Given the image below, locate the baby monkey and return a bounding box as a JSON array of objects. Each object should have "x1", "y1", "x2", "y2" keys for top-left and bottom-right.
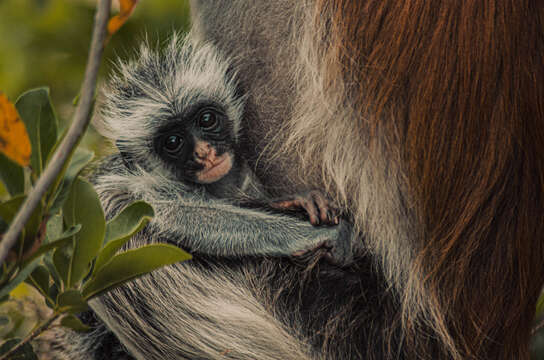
[{"x1": 94, "y1": 34, "x2": 353, "y2": 264}]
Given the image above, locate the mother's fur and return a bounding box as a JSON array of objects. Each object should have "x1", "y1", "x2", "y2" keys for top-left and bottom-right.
[
  {"x1": 190, "y1": 1, "x2": 544, "y2": 358},
  {"x1": 49, "y1": 1, "x2": 544, "y2": 359}
]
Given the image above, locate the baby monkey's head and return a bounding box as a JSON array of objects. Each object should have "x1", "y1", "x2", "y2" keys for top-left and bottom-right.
[{"x1": 97, "y1": 33, "x2": 244, "y2": 185}]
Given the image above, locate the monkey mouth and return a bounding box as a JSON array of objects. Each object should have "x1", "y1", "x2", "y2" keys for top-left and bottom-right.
[{"x1": 195, "y1": 154, "x2": 232, "y2": 183}]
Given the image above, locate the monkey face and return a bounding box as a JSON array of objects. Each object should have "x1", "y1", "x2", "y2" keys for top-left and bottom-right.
[
  {"x1": 98, "y1": 35, "x2": 245, "y2": 188},
  {"x1": 153, "y1": 103, "x2": 236, "y2": 185}
]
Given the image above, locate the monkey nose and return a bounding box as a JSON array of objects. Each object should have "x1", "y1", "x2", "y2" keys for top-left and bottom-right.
[
  {"x1": 194, "y1": 140, "x2": 213, "y2": 160},
  {"x1": 194, "y1": 141, "x2": 209, "y2": 159},
  {"x1": 194, "y1": 148, "x2": 207, "y2": 159}
]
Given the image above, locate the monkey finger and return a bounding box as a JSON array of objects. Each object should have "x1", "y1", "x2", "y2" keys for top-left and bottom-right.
[
  {"x1": 309, "y1": 191, "x2": 330, "y2": 224},
  {"x1": 327, "y1": 210, "x2": 340, "y2": 225},
  {"x1": 298, "y1": 198, "x2": 320, "y2": 225},
  {"x1": 310, "y1": 191, "x2": 340, "y2": 225},
  {"x1": 269, "y1": 200, "x2": 291, "y2": 209}
]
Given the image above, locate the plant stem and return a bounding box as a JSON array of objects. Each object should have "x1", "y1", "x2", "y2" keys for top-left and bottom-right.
[
  {"x1": 0, "y1": 0, "x2": 112, "y2": 265},
  {"x1": 532, "y1": 317, "x2": 544, "y2": 336},
  {"x1": 0, "y1": 313, "x2": 60, "y2": 360}
]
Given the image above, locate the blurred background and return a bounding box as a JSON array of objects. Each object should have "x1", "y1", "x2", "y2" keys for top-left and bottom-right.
[
  {"x1": 1, "y1": 0, "x2": 544, "y2": 358},
  {"x1": 0, "y1": 0, "x2": 190, "y2": 156}
]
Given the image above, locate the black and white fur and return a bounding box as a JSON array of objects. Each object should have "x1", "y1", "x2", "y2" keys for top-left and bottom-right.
[{"x1": 96, "y1": 35, "x2": 351, "y2": 260}]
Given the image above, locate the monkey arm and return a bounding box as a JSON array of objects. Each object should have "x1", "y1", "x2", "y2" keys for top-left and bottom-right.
[
  {"x1": 92, "y1": 160, "x2": 353, "y2": 263},
  {"x1": 150, "y1": 196, "x2": 353, "y2": 263}
]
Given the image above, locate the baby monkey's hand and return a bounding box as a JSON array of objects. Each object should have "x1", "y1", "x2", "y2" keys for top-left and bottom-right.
[
  {"x1": 269, "y1": 190, "x2": 340, "y2": 226},
  {"x1": 270, "y1": 190, "x2": 353, "y2": 265},
  {"x1": 292, "y1": 219, "x2": 354, "y2": 265}
]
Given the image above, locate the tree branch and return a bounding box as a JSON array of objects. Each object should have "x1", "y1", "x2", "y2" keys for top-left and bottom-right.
[
  {"x1": 533, "y1": 316, "x2": 544, "y2": 336},
  {"x1": 0, "y1": 0, "x2": 112, "y2": 264}
]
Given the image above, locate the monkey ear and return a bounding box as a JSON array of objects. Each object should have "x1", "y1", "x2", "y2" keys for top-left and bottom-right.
[{"x1": 116, "y1": 139, "x2": 136, "y2": 172}]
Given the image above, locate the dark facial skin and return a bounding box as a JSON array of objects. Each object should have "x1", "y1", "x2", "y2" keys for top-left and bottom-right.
[{"x1": 153, "y1": 104, "x2": 244, "y2": 197}]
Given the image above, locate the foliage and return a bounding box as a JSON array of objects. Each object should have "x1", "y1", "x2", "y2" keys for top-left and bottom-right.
[
  {"x1": 0, "y1": 0, "x2": 190, "y2": 107},
  {"x1": 0, "y1": 87, "x2": 190, "y2": 359},
  {"x1": 0, "y1": 0, "x2": 191, "y2": 160}
]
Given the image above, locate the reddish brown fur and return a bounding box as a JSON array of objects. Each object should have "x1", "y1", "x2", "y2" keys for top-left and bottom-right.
[{"x1": 315, "y1": 1, "x2": 544, "y2": 358}]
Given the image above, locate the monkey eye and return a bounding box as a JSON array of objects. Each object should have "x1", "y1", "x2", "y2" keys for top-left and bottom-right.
[
  {"x1": 198, "y1": 110, "x2": 218, "y2": 130},
  {"x1": 163, "y1": 134, "x2": 184, "y2": 154}
]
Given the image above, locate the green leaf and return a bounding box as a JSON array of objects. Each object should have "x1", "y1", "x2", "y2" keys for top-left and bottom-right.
[
  {"x1": 0, "y1": 217, "x2": 7, "y2": 235},
  {"x1": 52, "y1": 224, "x2": 82, "y2": 243},
  {"x1": 48, "y1": 149, "x2": 94, "y2": 216},
  {"x1": 60, "y1": 314, "x2": 91, "y2": 333},
  {"x1": 43, "y1": 254, "x2": 61, "y2": 288},
  {"x1": 104, "y1": 201, "x2": 154, "y2": 245},
  {"x1": 82, "y1": 244, "x2": 191, "y2": 299},
  {"x1": 536, "y1": 293, "x2": 544, "y2": 317},
  {"x1": 46, "y1": 283, "x2": 59, "y2": 309},
  {"x1": 0, "y1": 258, "x2": 41, "y2": 299},
  {"x1": 0, "y1": 195, "x2": 25, "y2": 223},
  {"x1": 42, "y1": 216, "x2": 70, "y2": 287},
  {"x1": 45, "y1": 213, "x2": 63, "y2": 243},
  {"x1": 94, "y1": 201, "x2": 154, "y2": 273},
  {"x1": 21, "y1": 224, "x2": 80, "y2": 268},
  {"x1": 56, "y1": 289, "x2": 89, "y2": 314},
  {"x1": 0, "y1": 153, "x2": 24, "y2": 196},
  {"x1": 0, "y1": 195, "x2": 43, "y2": 253},
  {"x1": 15, "y1": 87, "x2": 58, "y2": 177},
  {"x1": 63, "y1": 178, "x2": 105, "y2": 288},
  {"x1": 0, "y1": 338, "x2": 38, "y2": 359},
  {"x1": 52, "y1": 245, "x2": 71, "y2": 286},
  {"x1": 26, "y1": 265, "x2": 50, "y2": 297}
]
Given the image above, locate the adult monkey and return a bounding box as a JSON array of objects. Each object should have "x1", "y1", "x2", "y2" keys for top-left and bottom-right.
[
  {"x1": 188, "y1": 0, "x2": 544, "y2": 359},
  {"x1": 50, "y1": 1, "x2": 543, "y2": 359}
]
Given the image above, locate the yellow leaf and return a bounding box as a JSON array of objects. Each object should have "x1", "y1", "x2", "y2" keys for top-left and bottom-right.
[
  {"x1": 0, "y1": 93, "x2": 31, "y2": 167},
  {"x1": 108, "y1": 0, "x2": 138, "y2": 36},
  {"x1": 10, "y1": 282, "x2": 32, "y2": 299}
]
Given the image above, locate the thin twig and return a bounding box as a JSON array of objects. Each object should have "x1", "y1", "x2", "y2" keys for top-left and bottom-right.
[
  {"x1": 532, "y1": 317, "x2": 544, "y2": 336},
  {"x1": 0, "y1": 0, "x2": 111, "y2": 264},
  {"x1": 0, "y1": 312, "x2": 60, "y2": 360}
]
